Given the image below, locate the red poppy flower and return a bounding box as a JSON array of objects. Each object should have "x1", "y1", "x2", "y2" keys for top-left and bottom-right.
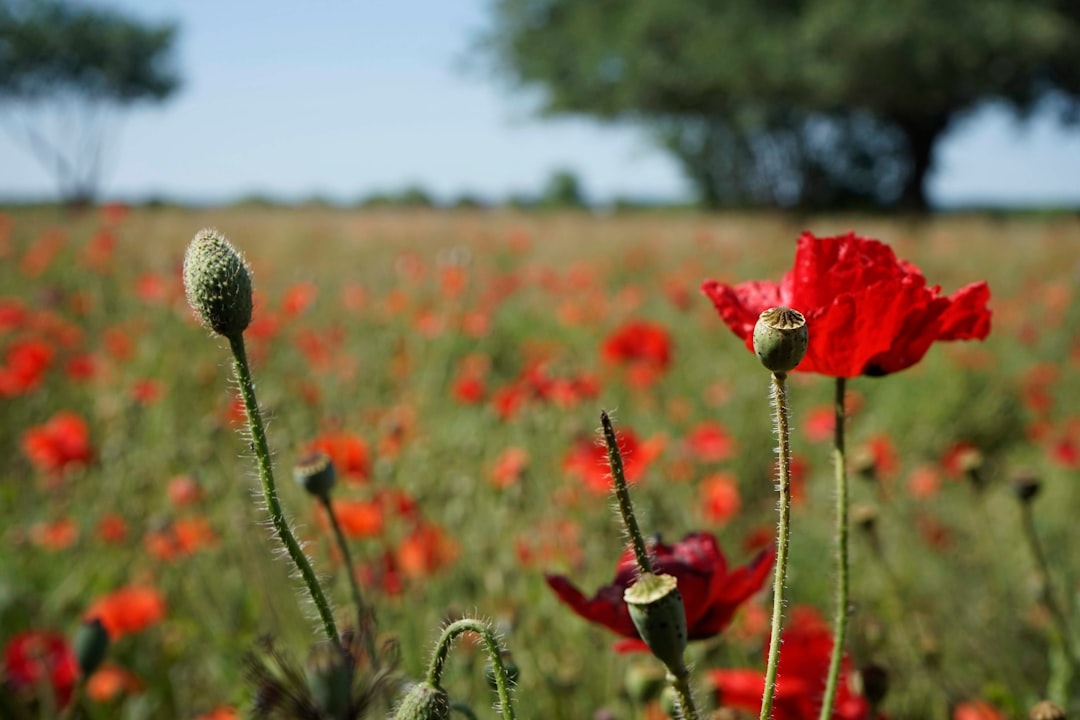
[
  {"x1": 3, "y1": 630, "x2": 78, "y2": 707},
  {"x1": 699, "y1": 472, "x2": 742, "y2": 525},
  {"x1": 702, "y1": 232, "x2": 991, "y2": 377},
  {"x1": 85, "y1": 586, "x2": 166, "y2": 640},
  {"x1": 323, "y1": 499, "x2": 384, "y2": 539},
  {"x1": 683, "y1": 421, "x2": 736, "y2": 463},
  {"x1": 545, "y1": 532, "x2": 774, "y2": 652},
  {"x1": 21, "y1": 411, "x2": 93, "y2": 475},
  {"x1": 601, "y1": 320, "x2": 673, "y2": 386},
  {"x1": 953, "y1": 700, "x2": 1006, "y2": 720},
  {"x1": 0, "y1": 338, "x2": 53, "y2": 396},
  {"x1": 709, "y1": 606, "x2": 871, "y2": 720}
]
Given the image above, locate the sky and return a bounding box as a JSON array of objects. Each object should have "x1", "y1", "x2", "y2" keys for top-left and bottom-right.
[{"x1": 2, "y1": 1, "x2": 1080, "y2": 208}]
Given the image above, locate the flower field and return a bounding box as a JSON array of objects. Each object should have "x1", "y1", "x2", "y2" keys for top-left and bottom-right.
[{"x1": 1, "y1": 205, "x2": 1079, "y2": 719}]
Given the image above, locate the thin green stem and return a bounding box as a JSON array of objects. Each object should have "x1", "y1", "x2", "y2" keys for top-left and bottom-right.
[
  {"x1": 318, "y1": 495, "x2": 377, "y2": 665},
  {"x1": 425, "y1": 619, "x2": 517, "y2": 720},
  {"x1": 227, "y1": 333, "x2": 340, "y2": 646},
  {"x1": 669, "y1": 670, "x2": 701, "y2": 720},
  {"x1": 601, "y1": 410, "x2": 653, "y2": 574},
  {"x1": 761, "y1": 372, "x2": 793, "y2": 720},
  {"x1": 1020, "y1": 500, "x2": 1077, "y2": 696},
  {"x1": 819, "y1": 376, "x2": 850, "y2": 720}
]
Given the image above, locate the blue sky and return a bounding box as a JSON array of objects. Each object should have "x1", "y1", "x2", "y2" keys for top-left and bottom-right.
[{"x1": 2, "y1": 0, "x2": 1080, "y2": 207}]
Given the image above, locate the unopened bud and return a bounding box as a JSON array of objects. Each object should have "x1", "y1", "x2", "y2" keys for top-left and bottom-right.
[
  {"x1": 393, "y1": 681, "x2": 450, "y2": 720},
  {"x1": 752, "y1": 307, "x2": 807, "y2": 374},
  {"x1": 624, "y1": 572, "x2": 687, "y2": 675},
  {"x1": 1012, "y1": 471, "x2": 1041, "y2": 503},
  {"x1": 74, "y1": 617, "x2": 109, "y2": 677},
  {"x1": 855, "y1": 663, "x2": 888, "y2": 708},
  {"x1": 183, "y1": 228, "x2": 253, "y2": 338}
]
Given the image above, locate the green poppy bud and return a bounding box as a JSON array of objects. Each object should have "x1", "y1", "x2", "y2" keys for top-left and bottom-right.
[
  {"x1": 73, "y1": 617, "x2": 109, "y2": 677},
  {"x1": 752, "y1": 306, "x2": 808, "y2": 374},
  {"x1": 393, "y1": 681, "x2": 451, "y2": 720},
  {"x1": 183, "y1": 228, "x2": 253, "y2": 338},
  {"x1": 623, "y1": 572, "x2": 687, "y2": 676}
]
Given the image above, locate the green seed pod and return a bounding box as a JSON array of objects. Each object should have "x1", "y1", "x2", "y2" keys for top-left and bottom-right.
[
  {"x1": 73, "y1": 617, "x2": 109, "y2": 677},
  {"x1": 183, "y1": 228, "x2": 253, "y2": 338},
  {"x1": 393, "y1": 682, "x2": 451, "y2": 720},
  {"x1": 294, "y1": 451, "x2": 337, "y2": 499},
  {"x1": 306, "y1": 641, "x2": 352, "y2": 720},
  {"x1": 623, "y1": 572, "x2": 687, "y2": 676},
  {"x1": 752, "y1": 306, "x2": 808, "y2": 374}
]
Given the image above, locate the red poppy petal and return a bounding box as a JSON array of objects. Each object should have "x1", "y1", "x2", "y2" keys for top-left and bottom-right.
[
  {"x1": 938, "y1": 281, "x2": 992, "y2": 341},
  {"x1": 701, "y1": 280, "x2": 783, "y2": 344},
  {"x1": 696, "y1": 545, "x2": 775, "y2": 636},
  {"x1": 544, "y1": 574, "x2": 638, "y2": 639}
]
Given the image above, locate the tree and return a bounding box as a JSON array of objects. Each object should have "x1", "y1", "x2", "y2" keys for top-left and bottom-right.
[
  {"x1": 540, "y1": 168, "x2": 587, "y2": 208},
  {"x1": 0, "y1": 0, "x2": 180, "y2": 204},
  {"x1": 481, "y1": 0, "x2": 1080, "y2": 210}
]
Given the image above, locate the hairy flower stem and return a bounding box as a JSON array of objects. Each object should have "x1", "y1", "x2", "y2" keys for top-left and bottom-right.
[
  {"x1": 1019, "y1": 499, "x2": 1077, "y2": 700},
  {"x1": 318, "y1": 495, "x2": 377, "y2": 665},
  {"x1": 670, "y1": 670, "x2": 701, "y2": 720},
  {"x1": 761, "y1": 371, "x2": 793, "y2": 720},
  {"x1": 425, "y1": 619, "x2": 517, "y2": 720},
  {"x1": 227, "y1": 333, "x2": 340, "y2": 647},
  {"x1": 819, "y1": 377, "x2": 850, "y2": 720},
  {"x1": 601, "y1": 410, "x2": 653, "y2": 574}
]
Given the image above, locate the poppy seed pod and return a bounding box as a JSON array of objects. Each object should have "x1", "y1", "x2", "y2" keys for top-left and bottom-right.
[
  {"x1": 623, "y1": 572, "x2": 688, "y2": 675},
  {"x1": 183, "y1": 228, "x2": 253, "y2": 338},
  {"x1": 392, "y1": 681, "x2": 451, "y2": 720},
  {"x1": 1029, "y1": 700, "x2": 1066, "y2": 720},
  {"x1": 752, "y1": 306, "x2": 808, "y2": 374},
  {"x1": 294, "y1": 451, "x2": 337, "y2": 500}
]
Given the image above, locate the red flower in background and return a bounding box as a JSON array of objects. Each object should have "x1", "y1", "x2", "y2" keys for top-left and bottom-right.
[
  {"x1": 562, "y1": 427, "x2": 663, "y2": 495},
  {"x1": 308, "y1": 432, "x2": 370, "y2": 483},
  {"x1": 702, "y1": 233, "x2": 991, "y2": 377},
  {"x1": 953, "y1": 700, "x2": 1006, "y2": 720},
  {"x1": 710, "y1": 606, "x2": 871, "y2": 720},
  {"x1": 546, "y1": 532, "x2": 774, "y2": 652},
  {"x1": 85, "y1": 586, "x2": 166, "y2": 640},
  {"x1": 0, "y1": 338, "x2": 53, "y2": 396},
  {"x1": 3, "y1": 630, "x2": 78, "y2": 707},
  {"x1": 21, "y1": 411, "x2": 93, "y2": 475},
  {"x1": 601, "y1": 320, "x2": 673, "y2": 386},
  {"x1": 683, "y1": 420, "x2": 736, "y2": 462}
]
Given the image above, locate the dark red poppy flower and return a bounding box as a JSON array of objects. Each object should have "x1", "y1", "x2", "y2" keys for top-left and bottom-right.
[
  {"x1": 546, "y1": 532, "x2": 774, "y2": 652},
  {"x1": 709, "y1": 606, "x2": 871, "y2": 720},
  {"x1": 3, "y1": 630, "x2": 78, "y2": 707},
  {"x1": 702, "y1": 232, "x2": 991, "y2": 378}
]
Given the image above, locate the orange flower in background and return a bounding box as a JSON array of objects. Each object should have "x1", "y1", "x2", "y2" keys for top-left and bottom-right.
[
  {"x1": 953, "y1": 700, "x2": 1006, "y2": 720},
  {"x1": 21, "y1": 411, "x2": 93, "y2": 475},
  {"x1": 193, "y1": 707, "x2": 240, "y2": 720},
  {"x1": 563, "y1": 427, "x2": 663, "y2": 495},
  {"x1": 30, "y1": 518, "x2": 79, "y2": 550},
  {"x1": 490, "y1": 446, "x2": 529, "y2": 489},
  {"x1": 324, "y1": 499, "x2": 384, "y2": 539},
  {"x1": 85, "y1": 586, "x2": 166, "y2": 639},
  {"x1": 167, "y1": 475, "x2": 204, "y2": 507},
  {"x1": 601, "y1": 320, "x2": 673, "y2": 386},
  {"x1": 86, "y1": 663, "x2": 142, "y2": 702},
  {"x1": 397, "y1": 522, "x2": 459, "y2": 579},
  {"x1": 145, "y1": 517, "x2": 218, "y2": 560},
  {"x1": 700, "y1": 472, "x2": 742, "y2": 525},
  {"x1": 309, "y1": 432, "x2": 370, "y2": 483},
  {"x1": 131, "y1": 378, "x2": 165, "y2": 405},
  {"x1": 281, "y1": 282, "x2": 317, "y2": 317},
  {"x1": 97, "y1": 514, "x2": 129, "y2": 544}
]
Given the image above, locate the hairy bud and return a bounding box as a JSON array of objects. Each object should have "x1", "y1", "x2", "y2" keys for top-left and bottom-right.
[
  {"x1": 183, "y1": 228, "x2": 253, "y2": 338},
  {"x1": 393, "y1": 682, "x2": 451, "y2": 720}
]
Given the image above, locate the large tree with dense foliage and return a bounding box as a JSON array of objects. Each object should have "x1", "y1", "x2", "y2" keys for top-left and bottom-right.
[
  {"x1": 0, "y1": 0, "x2": 180, "y2": 204},
  {"x1": 482, "y1": 0, "x2": 1080, "y2": 210}
]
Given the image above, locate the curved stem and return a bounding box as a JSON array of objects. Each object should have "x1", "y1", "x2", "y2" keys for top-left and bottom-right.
[
  {"x1": 601, "y1": 410, "x2": 653, "y2": 574},
  {"x1": 819, "y1": 377, "x2": 850, "y2": 720},
  {"x1": 426, "y1": 619, "x2": 517, "y2": 720},
  {"x1": 760, "y1": 372, "x2": 793, "y2": 720},
  {"x1": 319, "y1": 495, "x2": 377, "y2": 665},
  {"x1": 227, "y1": 333, "x2": 340, "y2": 646}
]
